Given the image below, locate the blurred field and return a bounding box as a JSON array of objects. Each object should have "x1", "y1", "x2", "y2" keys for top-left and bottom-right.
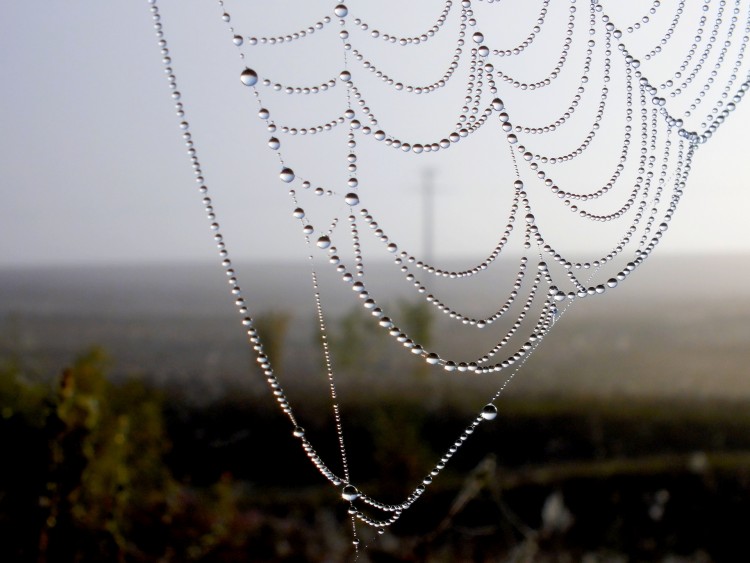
[
  {"x1": 1, "y1": 255, "x2": 750, "y2": 560},
  {"x1": 2, "y1": 255, "x2": 749, "y2": 400}
]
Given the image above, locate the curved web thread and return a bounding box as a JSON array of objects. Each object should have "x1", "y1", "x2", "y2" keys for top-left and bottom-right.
[{"x1": 147, "y1": 0, "x2": 750, "y2": 554}]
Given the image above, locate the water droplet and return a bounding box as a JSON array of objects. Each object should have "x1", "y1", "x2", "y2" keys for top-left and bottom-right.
[
  {"x1": 334, "y1": 4, "x2": 348, "y2": 17},
  {"x1": 258, "y1": 108, "x2": 270, "y2": 120},
  {"x1": 279, "y1": 168, "x2": 295, "y2": 183},
  {"x1": 607, "y1": 278, "x2": 618, "y2": 288},
  {"x1": 342, "y1": 484, "x2": 359, "y2": 501},
  {"x1": 293, "y1": 426, "x2": 305, "y2": 437},
  {"x1": 345, "y1": 193, "x2": 360, "y2": 206},
  {"x1": 481, "y1": 404, "x2": 498, "y2": 420},
  {"x1": 232, "y1": 35, "x2": 243, "y2": 46},
  {"x1": 472, "y1": 32, "x2": 484, "y2": 44},
  {"x1": 317, "y1": 235, "x2": 331, "y2": 249},
  {"x1": 240, "y1": 68, "x2": 258, "y2": 86},
  {"x1": 525, "y1": 213, "x2": 535, "y2": 223},
  {"x1": 478, "y1": 45, "x2": 489, "y2": 57},
  {"x1": 292, "y1": 208, "x2": 305, "y2": 218},
  {"x1": 340, "y1": 70, "x2": 351, "y2": 82},
  {"x1": 268, "y1": 137, "x2": 280, "y2": 150},
  {"x1": 492, "y1": 98, "x2": 504, "y2": 111}
]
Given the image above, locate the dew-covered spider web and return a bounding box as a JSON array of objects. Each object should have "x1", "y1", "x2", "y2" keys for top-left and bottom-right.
[{"x1": 147, "y1": 0, "x2": 750, "y2": 554}]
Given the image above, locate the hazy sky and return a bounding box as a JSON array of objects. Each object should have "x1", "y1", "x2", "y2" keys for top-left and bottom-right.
[{"x1": 2, "y1": 1, "x2": 750, "y2": 268}]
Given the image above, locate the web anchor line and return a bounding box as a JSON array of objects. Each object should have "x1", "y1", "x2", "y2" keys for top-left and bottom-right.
[{"x1": 148, "y1": 0, "x2": 750, "y2": 554}]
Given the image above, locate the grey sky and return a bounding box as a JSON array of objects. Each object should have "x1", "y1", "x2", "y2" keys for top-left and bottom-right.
[{"x1": 1, "y1": 1, "x2": 749, "y2": 268}]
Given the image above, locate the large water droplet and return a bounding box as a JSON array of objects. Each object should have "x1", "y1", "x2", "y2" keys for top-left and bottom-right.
[
  {"x1": 268, "y1": 137, "x2": 280, "y2": 150},
  {"x1": 340, "y1": 70, "x2": 351, "y2": 82},
  {"x1": 342, "y1": 484, "x2": 359, "y2": 501},
  {"x1": 481, "y1": 404, "x2": 498, "y2": 420},
  {"x1": 279, "y1": 168, "x2": 295, "y2": 183},
  {"x1": 472, "y1": 32, "x2": 484, "y2": 44},
  {"x1": 334, "y1": 4, "x2": 348, "y2": 17},
  {"x1": 293, "y1": 426, "x2": 305, "y2": 438},
  {"x1": 317, "y1": 235, "x2": 331, "y2": 249},
  {"x1": 292, "y1": 208, "x2": 305, "y2": 218},
  {"x1": 426, "y1": 353, "x2": 440, "y2": 365},
  {"x1": 240, "y1": 68, "x2": 258, "y2": 86},
  {"x1": 345, "y1": 192, "x2": 360, "y2": 206}
]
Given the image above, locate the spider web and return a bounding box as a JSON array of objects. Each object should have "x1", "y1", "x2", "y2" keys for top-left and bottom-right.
[{"x1": 147, "y1": 0, "x2": 750, "y2": 553}]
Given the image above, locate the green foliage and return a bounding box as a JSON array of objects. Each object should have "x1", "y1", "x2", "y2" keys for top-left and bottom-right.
[
  {"x1": 398, "y1": 300, "x2": 433, "y2": 378},
  {"x1": 398, "y1": 300, "x2": 433, "y2": 350},
  {"x1": 327, "y1": 300, "x2": 434, "y2": 377},
  {"x1": 0, "y1": 354, "x2": 49, "y2": 425},
  {"x1": 40, "y1": 347, "x2": 175, "y2": 560},
  {"x1": 329, "y1": 305, "x2": 388, "y2": 371},
  {"x1": 0, "y1": 347, "x2": 256, "y2": 561},
  {"x1": 253, "y1": 311, "x2": 290, "y2": 372}
]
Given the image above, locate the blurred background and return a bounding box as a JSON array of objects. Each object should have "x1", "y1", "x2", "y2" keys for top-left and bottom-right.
[{"x1": 2, "y1": 1, "x2": 750, "y2": 561}]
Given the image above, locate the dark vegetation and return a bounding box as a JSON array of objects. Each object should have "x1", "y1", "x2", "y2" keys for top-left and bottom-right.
[{"x1": 2, "y1": 303, "x2": 750, "y2": 562}]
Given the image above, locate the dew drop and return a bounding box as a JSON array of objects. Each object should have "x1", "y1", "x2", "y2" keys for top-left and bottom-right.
[
  {"x1": 426, "y1": 353, "x2": 440, "y2": 365},
  {"x1": 340, "y1": 70, "x2": 352, "y2": 82},
  {"x1": 472, "y1": 32, "x2": 484, "y2": 44},
  {"x1": 342, "y1": 484, "x2": 359, "y2": 501},
  {"x1": 317, "y1": 235, "x2": 331, "y2": 249},
  {"x1": 268, "y1": 137, "x2": 280, "y2": 150},
  {"x1": 279, "y1": 168, "x2": 295, "y2": 183},
  {"x1": 481, "y1": 404, "x2": 498, "y2": 420},
  {"x1": 293, "y1": 426, "x2": 305, "y2": 438},
  {"x1": 232, "y1": 35, "x2": 243, "y2": 46},
  {"x1": 292, "y1": 208, "x2": 305, "y2": 219},
  {"x1": 334, "y1": 4, "x2": 348, "y2": 17},
  {"x1": 345, "y1": 192, "x2": 360, "y2": 206},
  {"x1": 492, "y1": 98, "x2": 504, "y2": 111},
  {"x1": 240, "y1": 68, "x2": 258, "y2": 86}
]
